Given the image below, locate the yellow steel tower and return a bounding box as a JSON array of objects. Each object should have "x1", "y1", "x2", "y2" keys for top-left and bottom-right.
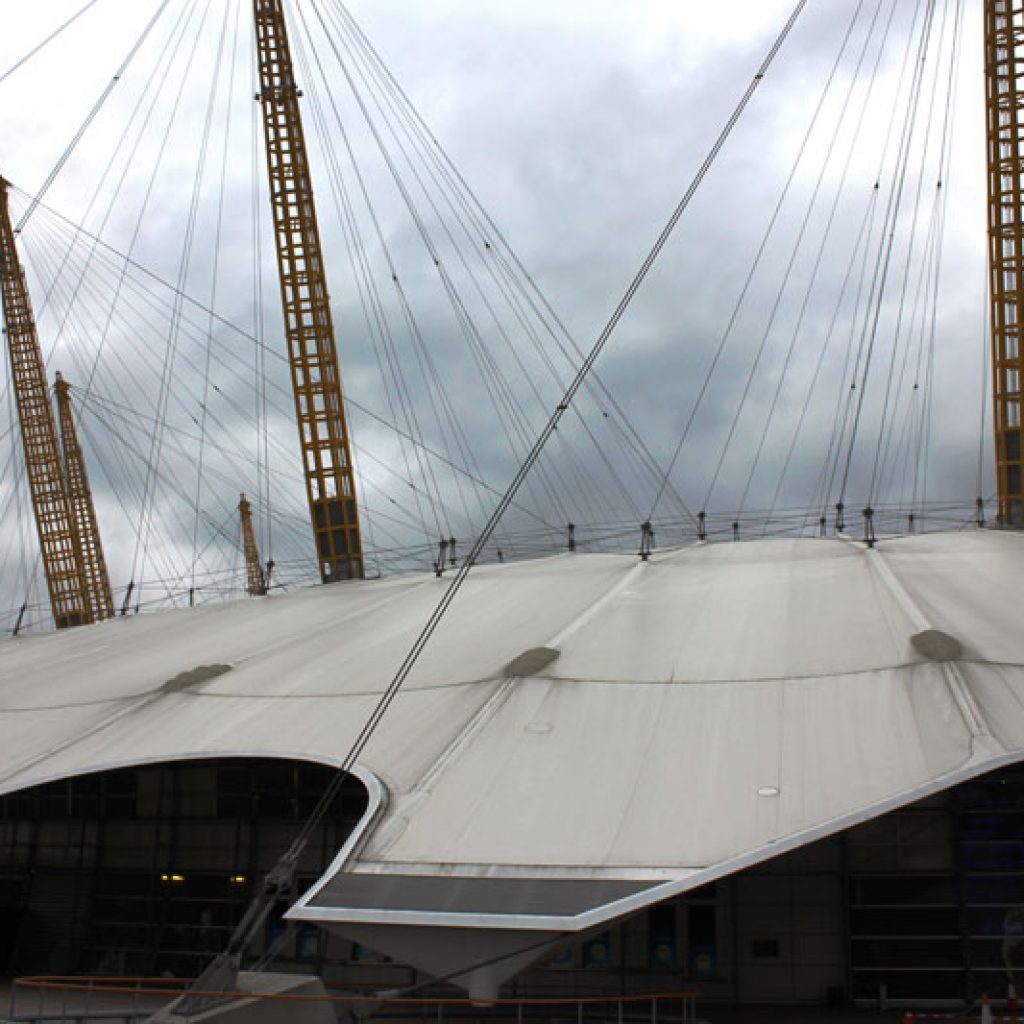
[
  {"x1": 253, "y1": 0, "x2": 364, "y2": 581},
  {"x1": 0, "y1": 179, "x2": 92, "y2": 628},
  {"x1": 55, "y1": 372, "x2": 114, "y2": 621},
  {"x1": 238, "y1": 492, "x2": 268, "y2": 596},
  {"x1": 985, "y1": 0, "x2": 1024, "y2": 525}
]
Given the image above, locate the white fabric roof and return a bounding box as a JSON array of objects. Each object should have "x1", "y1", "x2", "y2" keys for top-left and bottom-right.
[{"x1": 1, "y1": 531, "x2": 1023, "y2": 934}]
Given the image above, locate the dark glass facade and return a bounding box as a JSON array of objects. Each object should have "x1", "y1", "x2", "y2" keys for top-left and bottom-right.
[
  {"x1": 0, "y1": 758, "x2": 366, "y2": 976},
  {"x1": 3, "y1": 757, "x2": 1024, "y2": 1006}
]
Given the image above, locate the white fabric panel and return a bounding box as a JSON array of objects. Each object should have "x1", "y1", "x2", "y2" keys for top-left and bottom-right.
[{"x1": 0, "y1": 532, "x2": 1021, "y2": 930}]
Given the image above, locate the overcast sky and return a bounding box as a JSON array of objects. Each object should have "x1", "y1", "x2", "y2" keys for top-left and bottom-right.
[{"x1": 0, "y1": 0, "x2": 995, "y2": 627}]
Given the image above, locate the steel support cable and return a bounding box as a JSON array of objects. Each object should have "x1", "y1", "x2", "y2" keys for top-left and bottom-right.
[
  {"x1": 69, "y1": 220, "x2": 557, "y2": 545},
  {"x1": 387, "y1": 265, "x2": 498, "y2": 530},
  {"x1": 468, "y1": 241, "x2": 650, "y2": 526},
  {"x1": 189, "y1": 1, "x2": 237, "y2": 595},
  {"x1": 303, "y1": 4, "x2": 609, "y2": 532},
  {"x1": 76, "y1": 385, "x2": 249, "y2": 578},
  {"x1": 12, "y1": 9, "x2": 205, "y2": 573},
  {"x1": 909, "y1": 205, "x2": 946, "y2": 517},
  {"x1": 87, "y1": 360, "x2": 484, "y2": 572},
  {"x1": 28, "y1": 200, "x2": 279, "y2": 442},
  {"x1": 18, "y1": 189, "x2": 563, "y2": 570},
  {"x1": 837, "y1": 0, "x2": 938, "y2": 507},
  {"x1": 817, "y1": 189, "x2": 886, "y2": 516},
  {"x1": 705, "y1": 1, "x2": 875, "y2": 515},
  {"x1": 12, "y1": 1, "x2": 171, "y2": 233},
  {"x1": 0, "y1": 0, "x2": 190, "y2": 442},
  {"x1": 26, "y1": 0, "x2": 195, "y2": 368},
  {"x1": 4, "y1": 3, "x2": 215, "y2": 597},
  {"x1": 16, "y1": 225, "x2": 196, "y2": 596},
  {"x1": 75, "y1": 406, "x2": 195, "y2": 606},
  {"x1": 80, "y1": 387, "x2": 306, "y2": 506},
  {"x1": 915, "y1": 312, "x2": 938, "y2": 525},
  {"x1": 0, "y1": 0, "x2": 102, "y2": 86},
  {"x1": 483, "y1": 246, "x2": 665, "y2": 525},
  {"x1": 292, "y1": 36, "x2": 445, "y2": 544},
  {"x1": 866, "y1": 0, "x2": 957, "y2": 504},
  {"x1": 346, "y1": 402, "x2": 561, "y2": 531},
  {"x1": 978, "y1": 273, "x2": 992, "y2": 504},
  {"x1": 312, "y1": 8, "x2": 631, "y2": 530},
  {"x1": 818, "y1": 0, "x2": 931, "y2": 515},
  {"x1": 734, "y1": 0, "x2": 889, "y2": 520},
  {"x1": 875, "y1": 124, "x2": 953, "y2": 510},
  {"x1": 247, "y1": 32, "x2": 272, "y2": 564},
  {"x1": 292, "y1": 27, "x2": 498, "y2": 539},
  {"x1": 877, "y1": 0, "x2": 963, "y2": 510},
  {"x1": 10, "y1": 98, "x2": 587, "y2": 557},
  {"x1": 79, "y1": 395, "x2": 231, "y2": 525},
  {"x1": 911, "y1": 0, "x2": 963, "y2": 519},
  {"x1": 650, "y1": 0, "x2": 865, "y2": 522},
  {"x1": 325, "y1": 0, "x2": 695, "y2": 528},
  {"x1": 74, "y1": 343, "x2": 322, "y2": 565},
  {"x1": 19, "y1": 185, "x2": 268, "y2": 584},
  {"x1": 48, "y1": 328, "x2": 267, "y2": 605},
  {"x1": 763, "y1": 196, "x2": 879, "y2": 531},
  {"x1": 13, "y1": 228, "x2": 182, "y2": 598},
  {"x1": 431, "y1": 260, "x2": 577, "y2": 530},
  {"x1": 877, "y1": 194, "x2": 943, "y2": 506},
  {"x1": 879, "y1": 257, "x2": 932, "y2": 512},
  {"x1": 436, "y1": 261, "x2": 577, "y2": 528},
  {"x1": 209, "y1": 0, "x2": 814, "y2": 981},
  {"x1": 332, "y1": 25, "x2": 650, "y2": 532},
  {"x1": 300, "y1": 12, "x2": 554, "y2": 519},
  {"x1": 129, "y1": 0, "x2": 223, "y2": 603},
  {"x1": 863, "y1": 202, "x2": 934, "y2": 508}
]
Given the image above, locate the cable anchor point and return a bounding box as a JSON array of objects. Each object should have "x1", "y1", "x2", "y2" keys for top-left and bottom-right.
[
  {"x1": 862, "y1": 507, "x2": 875, "y2": 548},
  {"x1": 639, "y1": 521, "x2": 654, "y2": 561},
  {"x1": 433, "y1": 538, "x2": 448, "y2": 577}
]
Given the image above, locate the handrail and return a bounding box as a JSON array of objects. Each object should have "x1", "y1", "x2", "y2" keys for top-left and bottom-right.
[{"x1": 13, "y1": 975, "x2": 699, "y2": 1006}]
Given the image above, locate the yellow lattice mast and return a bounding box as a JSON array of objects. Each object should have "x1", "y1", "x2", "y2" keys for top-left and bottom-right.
[
  {"x1": 54, "y1": 372, "x2": 114, "y2": 622},
  {"x1": 985, "y1": 0, "x2": 1024, "y2": 525},
  {"x1": 0, "y1": 178, "x2": 92, "y2": 628},
  {"x1": 238, "y1": 493, "x2": 268, "y2": 596},
  {"x1": 253, "y1": 0, "x2": 364, "y2": 582}
]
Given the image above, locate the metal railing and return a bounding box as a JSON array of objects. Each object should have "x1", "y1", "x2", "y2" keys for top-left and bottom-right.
[{"x1": 8, "y1": 976, "x2": 700, "y2": 1024}]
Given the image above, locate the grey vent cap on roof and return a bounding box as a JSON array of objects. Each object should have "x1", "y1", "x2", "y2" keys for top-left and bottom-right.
[
  {"x1": 910, "y1": 630, "x2": 962, "y2": 663},
  {"x1": 505, "y1": 647, "x2": 560, "y2": 678}
]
